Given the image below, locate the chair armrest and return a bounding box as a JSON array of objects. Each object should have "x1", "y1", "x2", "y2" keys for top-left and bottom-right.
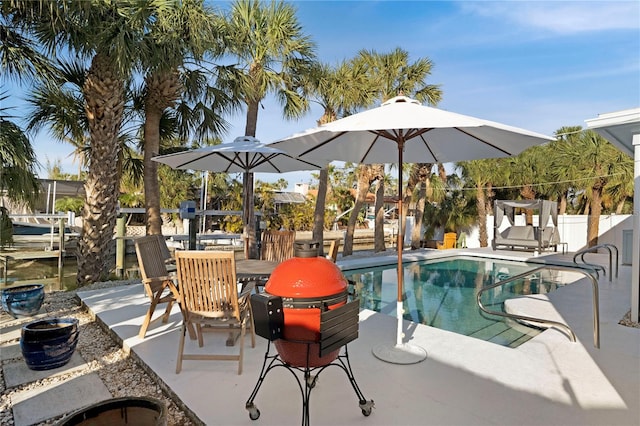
[{"x1": 142, "y1": 275, "x2": 174, "y2": 285}]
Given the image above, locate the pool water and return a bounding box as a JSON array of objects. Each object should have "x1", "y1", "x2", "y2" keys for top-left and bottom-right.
[{"x1": 344, "y1": 257, "x2": 563, "y2": 348}]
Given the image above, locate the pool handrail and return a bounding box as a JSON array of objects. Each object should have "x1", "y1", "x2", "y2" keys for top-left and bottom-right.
[
  {"x1": 572, "y1": 243, "x2": 618, "y2": 282},
  {"x1": 476, "y1": 265, "x2": 600, "y2": 348}
]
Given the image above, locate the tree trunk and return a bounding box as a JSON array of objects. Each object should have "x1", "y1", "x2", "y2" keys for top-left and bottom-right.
[
  {"x1": 143, "y1": 70, "x2": 182, "y2": 236},
  {"x1": 411, "y1": 164, "x2": 431, "y2": 249},
  {"x1": 476, "y1": 183, "x2": 488, "y2": 247},
  {"x1": 312, "y1": 167, "x2": 329, "y2": 253},
  {"x1": 559, "y1": 193, "x2": 568, "y2": 215},
  {"x1": 411, "y1": 179, "x2": 426, "y2": 250},
  {"x1": 520, "y1": 184, "x2": 536, "y2": 225},
  {"x1": 77, "y1": 53, "x2": 125, "y2": 286},
  {"x1": 243, "y1": 98, "x2": 260, "y2": 259},
  {"x1": 587, "y1": 186, "x2": 603, "y2": 247},
  {"x1": 373, "y1": 164, "x2": 386, "y2": 252},
  {"x1": 343, "y1": 166, "x2": 371, "y2": 256}
]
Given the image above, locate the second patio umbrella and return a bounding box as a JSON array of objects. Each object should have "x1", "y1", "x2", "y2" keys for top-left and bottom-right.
[
  {"x1": 152, "y1": 136, "x2": 326, "y2": 259},
  {"x1": 270, "y1": 95, "x2": 554, "y2": 364}
]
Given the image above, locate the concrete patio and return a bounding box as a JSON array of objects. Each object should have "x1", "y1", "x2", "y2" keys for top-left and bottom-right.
[{"x1": 76, "y1": 248, "x2": 639, "y2": 425}]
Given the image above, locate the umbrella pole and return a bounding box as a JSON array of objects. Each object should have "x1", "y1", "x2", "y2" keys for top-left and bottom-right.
[
  {"x1": 372, "y1": 138, "x2": 427, "y2": 365},
  {"x1": 396, "y1": 147, "x2": 405, "y2": 347}
]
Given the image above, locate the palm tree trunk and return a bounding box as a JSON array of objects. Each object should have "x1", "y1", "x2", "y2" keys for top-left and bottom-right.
[
  {"x1": 411, "y1": 179, "x2": 426, "y2": 249},
  {"x1": 587, "y1": 187, "x2": 603, "y2": 247},
  {"x1": 143, "y1": 106, "x2": 162, "y2": 235},
  {"x1": 312, "y1": 168, "x2": 329, "y2": 253},
  {"x1": 373, "y1": 164, "x2": 386, "y2": 252},
  {"x1": 343, "y1": 166, "x2": 371, "y2": 256},
  {"x1": 143, "y1": 69, "x2": 182, "y2": 236},
  {"x1": 402, "y1": 165, "x2": 419, "y2": 250},
  {"x1": 476, "y1": 183, "x2": 488, "y2": 247},
  {"x1": 77, "y1": 53, "x2": 125, "y2": 286},
  {"x1": 243, "y1": 98, "x2": 260, "y2": 259}
]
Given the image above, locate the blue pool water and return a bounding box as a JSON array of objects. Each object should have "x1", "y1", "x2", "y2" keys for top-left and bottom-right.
[{"x1": 344, "y1": 256, "x2": 562, "y2": 348}]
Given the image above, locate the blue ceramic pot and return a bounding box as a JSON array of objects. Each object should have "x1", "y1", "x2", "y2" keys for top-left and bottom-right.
[
  {"x1": 1, "y1": 284, "x2": 45, "y2": 318},
  {"x1": 21, "y1": 318, "x2": 79, "y2": 371}
]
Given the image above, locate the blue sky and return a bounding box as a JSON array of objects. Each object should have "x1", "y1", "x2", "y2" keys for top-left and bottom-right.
[{"x1": 4, "y1": 1, "x2": 639, "y2": 188}]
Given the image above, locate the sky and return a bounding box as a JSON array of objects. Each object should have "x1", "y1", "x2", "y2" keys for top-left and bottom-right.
[{"x1": 3, "y1": 0, "x2": 640, "y2": 190}]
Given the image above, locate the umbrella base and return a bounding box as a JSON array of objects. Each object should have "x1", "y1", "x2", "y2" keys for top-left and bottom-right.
[{"x1": 372, "y1": 343, "x2": 427, "y2": 365}]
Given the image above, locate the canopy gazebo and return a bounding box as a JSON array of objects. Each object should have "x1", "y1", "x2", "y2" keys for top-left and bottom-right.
[{"x1": 492, "y1": 199, "x2": 560, "y2": 252}]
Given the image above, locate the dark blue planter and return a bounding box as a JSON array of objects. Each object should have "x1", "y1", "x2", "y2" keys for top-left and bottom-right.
[
  {"x1": 21, "y1": 318, "x2": 79, "y2": 371},
  {"x1": 1, "y1": 284, "x2": 45, "y2": 318}
]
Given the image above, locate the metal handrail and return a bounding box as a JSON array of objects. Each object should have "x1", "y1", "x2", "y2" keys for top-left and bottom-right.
[
  {"x1": 573, "y1": 243, "x2": 618, "y2": 282},
  {"x1": 477, "y1": 265, "x2": 600, "y2": 348}
]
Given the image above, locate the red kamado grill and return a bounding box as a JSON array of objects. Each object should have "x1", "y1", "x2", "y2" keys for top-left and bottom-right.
[
  {"x1": 265, "y1": 240, "x2": 348, "y2": 367},
  {"x1": 246, "y1": 241, "x2": 374, "y2": 425}
]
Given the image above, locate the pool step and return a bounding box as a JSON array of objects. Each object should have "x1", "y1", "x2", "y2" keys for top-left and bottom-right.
[{"x1": 469, "y1": 321, "x2": 535, "y2": 348}]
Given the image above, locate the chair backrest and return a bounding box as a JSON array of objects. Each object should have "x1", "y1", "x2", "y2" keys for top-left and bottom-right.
[
  {"x1": 135, "y1": 235, "x2": 170, "y2": 282},
  {"x1": 175, "y1": 250, "x2": 240, "y2": 320},
  {"x1": 260, "y1": 230, "x2": 295, "y2": 262},
  {"x1": 327, "y1": 239, "x2": 340, "y2": 262},
  {"x1": 442, "y1": 232, "x2": 457, "y2": 249}
]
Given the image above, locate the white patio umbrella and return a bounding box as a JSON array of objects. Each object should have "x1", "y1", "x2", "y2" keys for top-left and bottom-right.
[
  {"x1": 270, "y1": 95, "x2": 554, "y2": 364},
  {"x1": 152, "y1": 136, "x2": 326, "y2": 259}
]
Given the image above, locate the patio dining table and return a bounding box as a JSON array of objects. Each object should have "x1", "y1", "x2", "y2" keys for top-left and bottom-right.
[
  {"x1": 235, "y1": 259, "x2": 279, "y2": 286},
  {"x1": 225, "y1": 259, "x2": 279, "y2": 346}
]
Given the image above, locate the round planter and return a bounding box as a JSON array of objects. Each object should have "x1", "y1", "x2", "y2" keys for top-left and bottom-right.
[
  {"x1": 1, "y1": 284, "x2": 45, "y2": 318},
  {"x1": 21, "y1": 318, "x2": 79, "y2": 371},
  {"x1": 56, "y1": 397, "x2": 167, "y2": 426}
]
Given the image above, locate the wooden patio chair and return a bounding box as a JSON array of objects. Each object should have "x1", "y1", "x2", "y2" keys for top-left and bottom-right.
[
  {"x1": 134, "y1": 235, "x2": 181, "y2": 339},
  {"x1": 327, "y1": 238, "x2": 340, "y2": 262},
  {"x1": 436, "y1": 232, "x2": 457, "y2": 250},
  {"x1": 174, "y1": 250, "x2": 256, "y2": 375},
  {"x1": 260, "y1": 230, "x2": 295, "y2": 263}
]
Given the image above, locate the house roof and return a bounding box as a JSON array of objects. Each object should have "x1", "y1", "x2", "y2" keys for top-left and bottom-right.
[
  {"x1": 585, "y1": 107, "x2": 640, "y2": 156},
  {"x1": 272, "y1": 191, "x2": 307, "y2": 204}
]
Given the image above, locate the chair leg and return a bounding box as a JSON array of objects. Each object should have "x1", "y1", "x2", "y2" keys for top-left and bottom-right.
[
  {"x1": 196, "y1": 324, "x2": 204, "y2": 347},
  {"x1": 238, "y1": 324, "x2": 245, "y2": 375},
  {"x1": 138, "y1": 299, "x2": 158, "y2": 339},
  {"x1": 162, "y1": 300, "x2": 173, "y2": 323},
  {"x1": 248, "y1": 306, "x2": 256, "y2": 348},
  {"x1": 176, "y1": 323, "x2": 187, "y2": 374}
]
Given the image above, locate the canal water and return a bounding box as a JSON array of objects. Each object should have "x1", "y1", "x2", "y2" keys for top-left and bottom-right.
[
  {"x1": 1, "y1": 240, "x2": 376, "y2": 292},
  {"x1": 1, "y1": 254, "x2": 140, "y2": 291}
]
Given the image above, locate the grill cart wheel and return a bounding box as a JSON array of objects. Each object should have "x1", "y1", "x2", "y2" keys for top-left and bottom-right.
[{"x1": 246, "y1": 402, "x2": 260, "y2": 420}]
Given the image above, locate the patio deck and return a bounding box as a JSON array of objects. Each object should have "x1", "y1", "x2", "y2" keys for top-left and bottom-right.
[{"x1": 77, "y1": 248, "x2": 639, "y2": 425}]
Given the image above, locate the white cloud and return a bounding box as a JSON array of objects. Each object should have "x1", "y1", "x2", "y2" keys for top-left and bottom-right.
[{"x1": 461, "y1": 1, "x2": 639, "y2": 34}]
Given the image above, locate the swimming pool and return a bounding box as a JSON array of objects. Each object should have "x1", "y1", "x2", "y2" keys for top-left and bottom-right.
[{"x1": 344, "y1": 256, "x2": 563, "y2": 348}]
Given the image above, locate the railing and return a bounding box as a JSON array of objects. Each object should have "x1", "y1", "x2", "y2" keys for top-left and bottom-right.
[
  {"x1": 572, "y1": 243, "x2": 618, "y2": 282},
  {"x1": 476, "y1": 265, "x2": 600, "y2": 348}
]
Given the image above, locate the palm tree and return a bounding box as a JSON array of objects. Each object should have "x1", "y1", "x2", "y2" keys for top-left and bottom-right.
[
  {"x1": 298, "y1": 59, "x2": 376, "y2": 251},
  {"x1": 13, "y1": 0, "x2": 181, "y2": 285},
  {"x1": 0, "y1": 4, "x2": 56, "y2": 210},
  {"x1": 457, "y1": 159, "x2": 502, "y2": 247},
  {"x1": 406, "y1": 163, "x2": 433, "y2": 249},
  {"x1": 0, "y1": 100, "x2": 39, "y2": 208},
  {"x1": 554, "y1": 127, "x2": 628, "y2": 247},
  {"x1": 140, "y1": 0, "x2": 229, "y2": 235},
  {"x1": 349, "y1": 47, "x2": 442, "y2": 253},
  {"x1": 222, "y1": 0, "x2": 316, "y2": 258}
]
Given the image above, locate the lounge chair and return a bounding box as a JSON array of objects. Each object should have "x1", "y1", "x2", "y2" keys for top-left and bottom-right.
[
  {"x1": 437, "y1": 232, "x2": 457, "y2": 250},
  {"x1": 174, "y1": 250, "x2": 256, "y2": 375},
  {"x1": 134, "y1": 235, "x2": 181, "y2": 339}
]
